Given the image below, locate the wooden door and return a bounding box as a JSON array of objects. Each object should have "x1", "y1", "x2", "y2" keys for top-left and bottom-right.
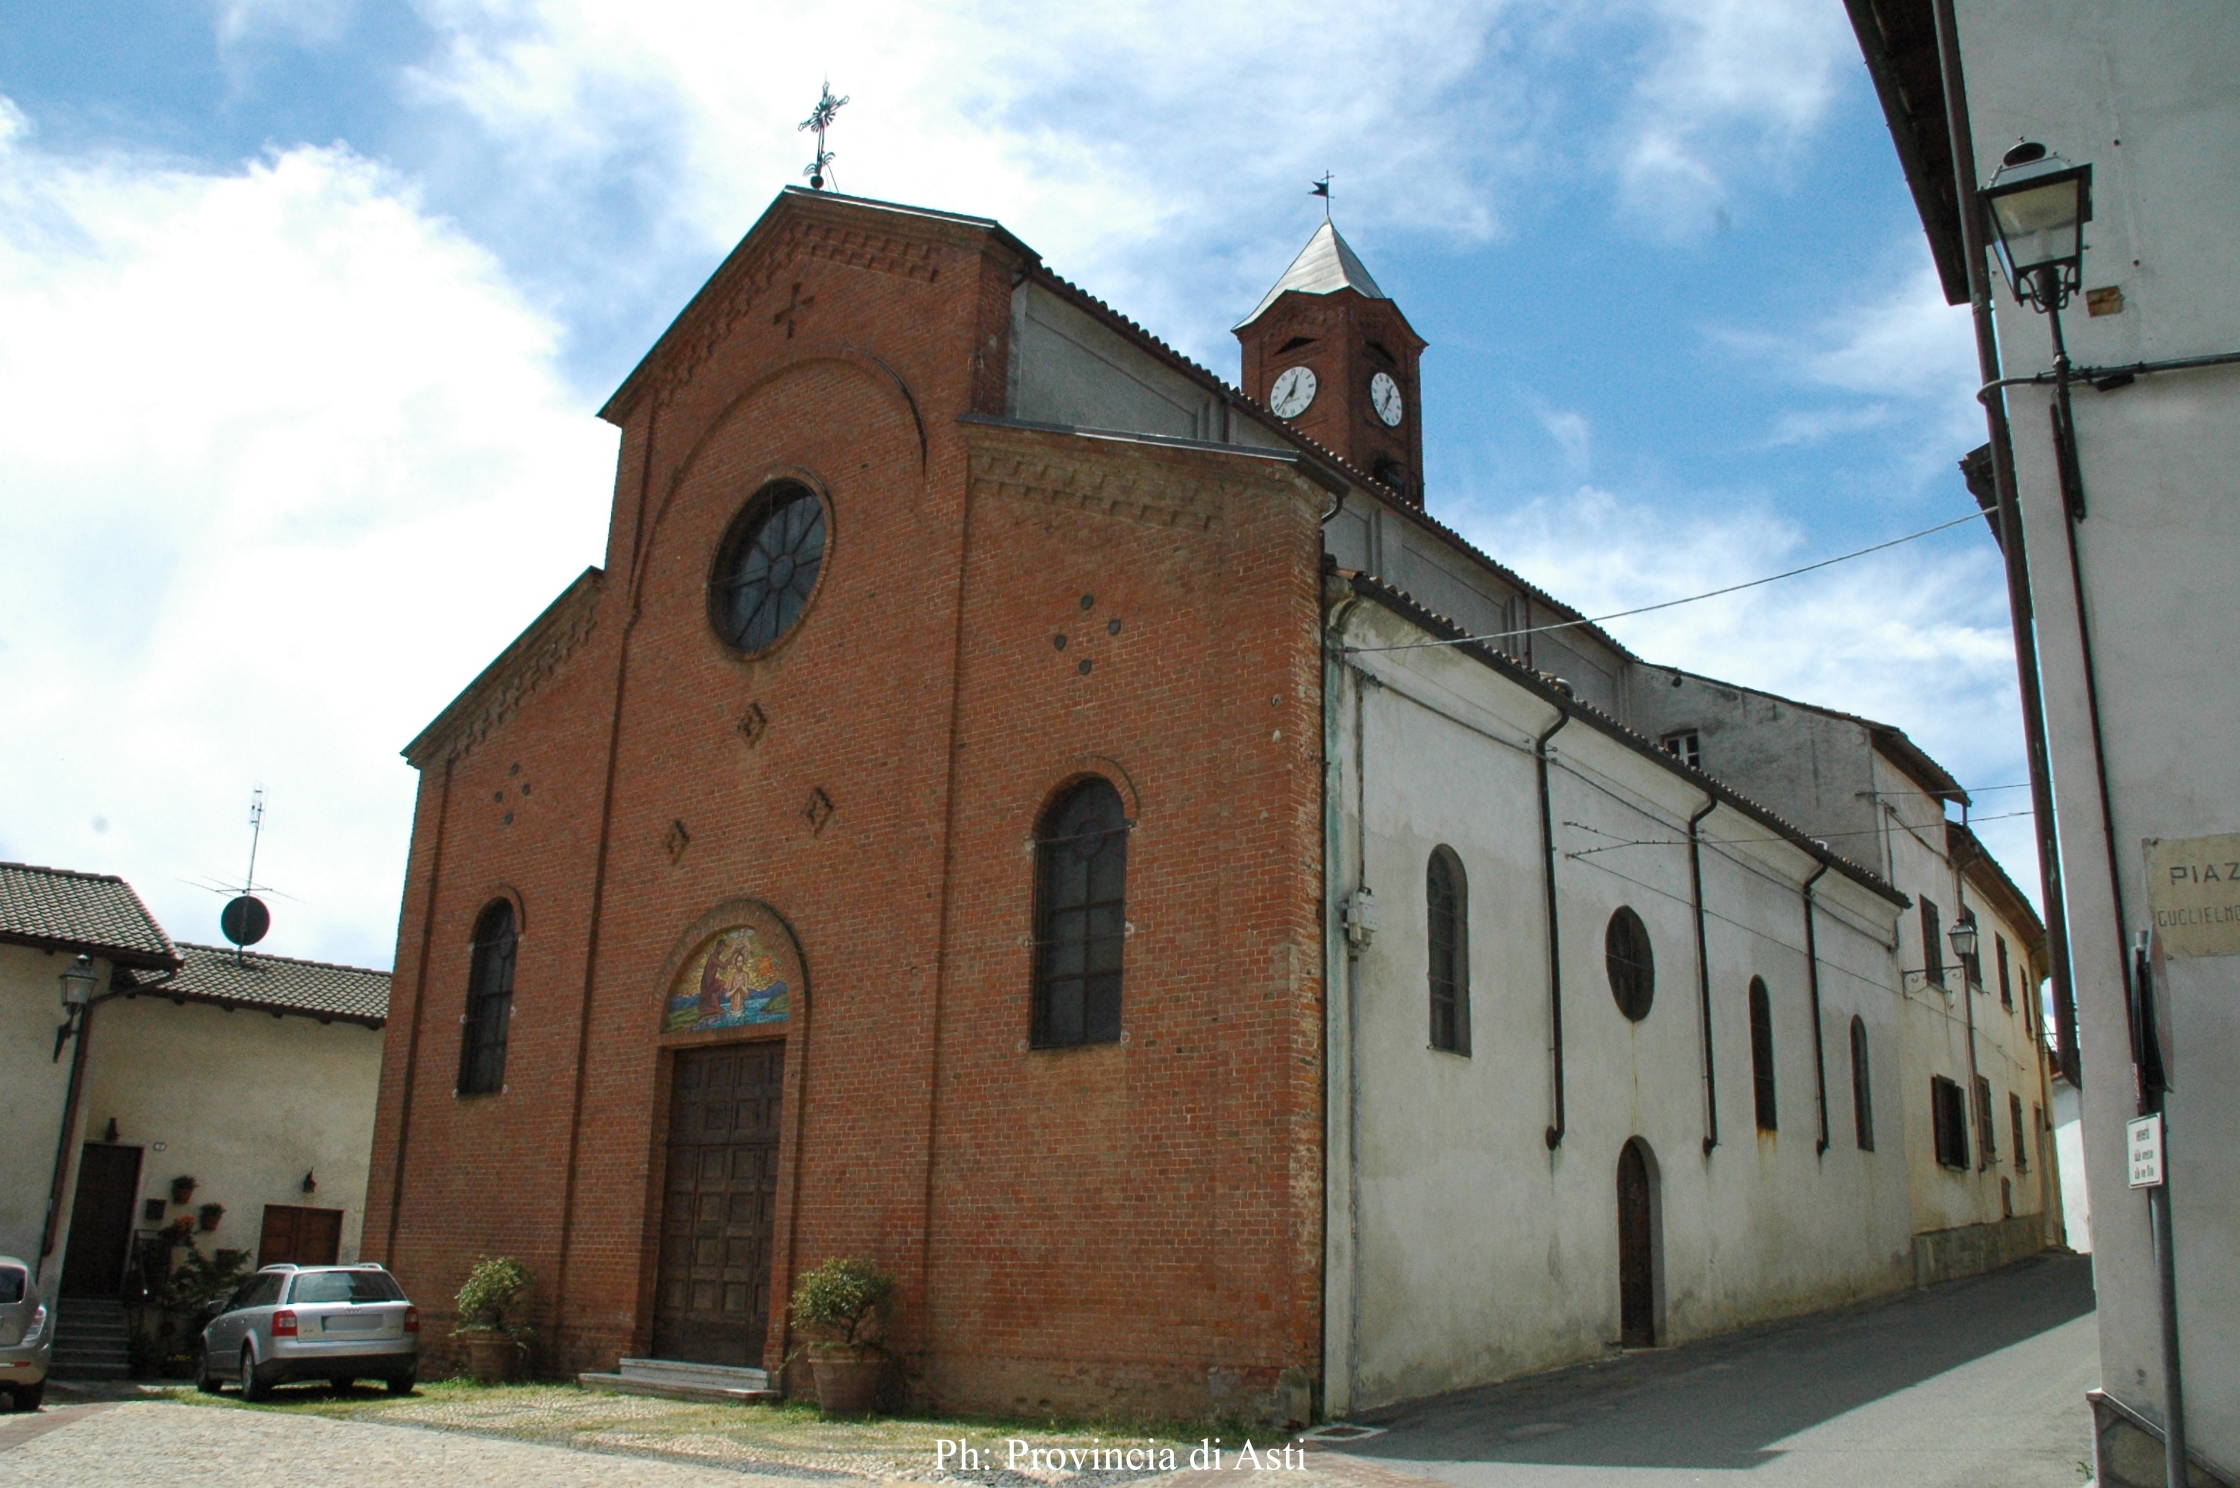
[
  {"x1": 1617, "y1": 1139, "x2": 1655, "y2": 1348},
  {"x1": 652, "y1": 1042, "x2": 785, "y2": 1364},
  {"x1": 257, "y1": 1205, "x2": 344, "y2": 1268},
  {"x1": 61, "y1": 1144, "x2": 143, "y2": 1297}
]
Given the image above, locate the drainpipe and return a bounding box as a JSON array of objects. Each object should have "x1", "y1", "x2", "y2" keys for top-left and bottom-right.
[
  {"x1": 1538, "y1": 709, "x2": 1572, "y2": 1150},
  {"x1": 1953, "y1": 839, "x2": 1986, "y2": 1175},
  {"x1": 1803, "y1": 863, "x2": 1832, "y2": 1157},
  {"x1": 1688, "y1": 798, "x2": 1720, "y2": 1156},
  {"x1": 1924, "y1": 0, "x2": 2081, "y2": 1088},
  {"x1": 40, "y1": 996, "x2": 101, "y2": 1267}
]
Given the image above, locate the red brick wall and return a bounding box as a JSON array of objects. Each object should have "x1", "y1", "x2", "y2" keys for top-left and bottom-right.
[{"x1": 363, "y1": 191, "x2": 1326, "y2": 1416}]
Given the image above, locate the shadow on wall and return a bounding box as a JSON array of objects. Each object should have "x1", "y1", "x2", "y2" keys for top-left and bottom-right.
[{"x1": 1344, "y1": 1254, "x2": 2094, "y2": 1471}]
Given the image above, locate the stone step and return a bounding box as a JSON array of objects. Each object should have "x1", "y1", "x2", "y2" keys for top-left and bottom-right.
[
  {"x1": 620, "y1": 1357, "x2": 771, "y2": 1391},
  {"x1": 579, "y1": 1357, "x2": 778, "y2": 1405}
]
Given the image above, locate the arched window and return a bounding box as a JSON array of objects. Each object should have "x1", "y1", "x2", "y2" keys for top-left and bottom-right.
[
  {"x1": 1605, "y1": 906, "x2": 1654, "y2": 1022},
  {"x1": 1748, "y1": 976, "x2": 1777, "y2": 1131},
  {"x1": 1427, "y1": 847, "x2": 1469, "y2": 1055},
  {"x1": 458, "y1": 900, "x2": 517, "y2": 1096},
  {"x1": 1850, "y1": 1016, "x2": 1874, "y2": 1151},
  {"x1": 1032, "y1": 778, "x2": 1128, "y2": 1048}
]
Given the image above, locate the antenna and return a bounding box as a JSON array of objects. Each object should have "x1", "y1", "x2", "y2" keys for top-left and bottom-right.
[
  {"x1": 220, "y1": 786, "x2": 273, "y2": 963},
  {"x1": 799, "y1": 80, "x2": 848, "y2": 191}
]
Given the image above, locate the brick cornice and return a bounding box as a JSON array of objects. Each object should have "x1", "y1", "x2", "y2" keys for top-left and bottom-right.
[
  {"x1": 602, "y1": 189, "x2": 1011, "y2": 425},
  {"x1": 403, "y1": 568, "x2": 604, "y2": 770},
  {"x1": 963, "y1": 422, "x2": 1309, "y2": 534}
]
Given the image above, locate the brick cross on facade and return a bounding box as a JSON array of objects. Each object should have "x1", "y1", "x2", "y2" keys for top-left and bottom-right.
[{"x1": 772, "y1": 282, "x2": 815, "y2": 339}]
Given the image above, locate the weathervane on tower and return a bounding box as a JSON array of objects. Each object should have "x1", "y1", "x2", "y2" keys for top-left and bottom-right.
[
  {"x1": 1311, "y1": 171, "x2": 1333, "y2": 221},
  {"x1": 800, "y1": 80, "x2": 848, "y2": 191}
]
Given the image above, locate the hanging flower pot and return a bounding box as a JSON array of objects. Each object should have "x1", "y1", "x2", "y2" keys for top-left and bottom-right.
[
  {"x1": 197, "y1": 1202, "x2": 225, "y2": 1232},
  {"x1": 171, "y1": 1176, "x2": 197, "y2": 1205}
]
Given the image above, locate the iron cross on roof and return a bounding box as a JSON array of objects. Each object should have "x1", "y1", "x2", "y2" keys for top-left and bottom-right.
[{"x1": 800, "y1": 80, "x2": 848, "y2": 191}]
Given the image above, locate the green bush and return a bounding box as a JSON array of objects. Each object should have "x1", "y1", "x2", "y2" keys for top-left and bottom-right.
[
  {"x1": 453, "y1": 1255, "x2": 535, "y2": 1340},
  {"x1": 790, "y1": 1257, "x2": 893, "y2": 1350}
]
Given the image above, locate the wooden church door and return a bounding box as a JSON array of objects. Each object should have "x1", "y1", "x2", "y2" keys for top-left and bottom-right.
[
  {"x1": 1617, "y1": 1139, "x2": 1656, "y2": 1348},
  {"x1": 652, "y1": 1043, "x2": 785, "y2": 1364}
]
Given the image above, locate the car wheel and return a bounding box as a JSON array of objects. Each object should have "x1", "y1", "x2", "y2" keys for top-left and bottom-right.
[
  {"x1": 386, "y1": 1374, "x2": 416, "y2": 1397},
  {"x1": 196, "y1": 1346, "x2": 225, "y2": 1395},
  {"x1": 240, "y1": 1346, "x2": 274, "y2": 1402},
  {"x1": 12, "y1": 1382, "x2": 44, "y2": 1413}
]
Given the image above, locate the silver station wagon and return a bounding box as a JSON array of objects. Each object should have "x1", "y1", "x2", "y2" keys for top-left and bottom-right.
[
  {"x1": 198, "y1": 1263, "x2": 418, "y2": 1398},
  {"x1": 0, "y1": 1256, "x2": 51, "y2": 1412}
]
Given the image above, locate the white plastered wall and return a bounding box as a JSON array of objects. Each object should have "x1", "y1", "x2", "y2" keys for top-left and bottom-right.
[
  {"x1": 0, "y1": 943, "x2": 106, "y2": 1291},
  {"x1": 78, "y1": 993, "x2": 384, "y2": 1269},
  {"x1": 1322, "y1": 595, "x2": 1912, "y2": 1413}
]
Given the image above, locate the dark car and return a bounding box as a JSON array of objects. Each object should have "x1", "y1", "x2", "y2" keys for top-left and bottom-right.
[{"x1": 198, "y1": 1263, "x2": 417, "y2": 1398}]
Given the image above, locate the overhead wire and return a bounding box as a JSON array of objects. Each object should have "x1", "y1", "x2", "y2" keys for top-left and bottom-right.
[{"x1": 1344, "y1": 511, "x2": 1984, "y2": 656}]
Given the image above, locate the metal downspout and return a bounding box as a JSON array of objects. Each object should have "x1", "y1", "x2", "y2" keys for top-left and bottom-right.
[
  {"x1": 1689, "y1": 798, "x2": 1720, "y2": 1155},
  {"x1": 1539, "y1": 710, "x2": 1572, "y2": 1150},
  {"x1": 40, "y1": 996, "x2": 101, "y2": 1266},
  {"x1": 1803, "y1": 863, "x2": 1832, "y2": 1157},
  {"x1": 1924, "y1": 0, "x2": 2082, "y2": 1088}
]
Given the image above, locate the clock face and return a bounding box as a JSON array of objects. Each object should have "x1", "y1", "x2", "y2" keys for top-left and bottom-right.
[
  {"x1": 1370, "y1": 371, "x2": 1404, "y2": 427},
  {"x1": 1269, "y1": 365, "x2": 1317, "y2": 419}
]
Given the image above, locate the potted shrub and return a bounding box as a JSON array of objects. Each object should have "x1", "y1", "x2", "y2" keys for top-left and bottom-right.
[
  {"x1": 197, "y1": 1202, "x2": 225, "y2": 1232},
  {"x1": 790, "y1": 1257, "x2": 893, "y2": 1416},
  {"x1": 451, "y1": 1256, "x2": 534, "y2": 1384},
  {"x1": 170, "y1": 1176, "x2": 198, "y2": 1205}
]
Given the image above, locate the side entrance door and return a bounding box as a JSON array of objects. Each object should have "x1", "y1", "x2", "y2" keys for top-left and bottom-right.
[
  {"x1": 61, "y1": 1144, "x2": 143, "y2": 1297},
  {"x1": 651, "y1": 1042, "x2": 784, "y2": 1365},
  {"x1": 1617, "y1": 1139, "x2": 1656, "y2": 1348},
  {"x1": 257, "y1": 1205, "x2": 344, "y2": 1268}
]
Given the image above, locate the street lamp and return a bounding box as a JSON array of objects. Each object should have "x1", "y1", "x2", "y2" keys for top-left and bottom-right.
[
  {"x1": 58, "y1": 955, "x2": 96, "y2": 1009},
  {"x1": 1982, "y1": 142, "x2": 2093, "y2": 311},
  {"x1": 1982, "y1": 140, "x2": 2097, "y2": 519},
  {"x1": 1948, "y1": 917, "x2": 1979, "y2": 963}
]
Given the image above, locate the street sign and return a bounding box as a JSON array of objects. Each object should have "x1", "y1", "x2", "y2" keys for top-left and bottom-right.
[{"x1": 2127, "y1": 1113, "x2": 2165, "y2": 1188}]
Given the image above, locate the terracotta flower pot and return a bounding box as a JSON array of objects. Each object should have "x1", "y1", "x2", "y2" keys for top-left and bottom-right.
[
  {"x1": 456, "y1": 1329, "x2": 516, "y2": 1384},
  {"x1": 806, "y1": 1343, "x2": 884, "y2": 1416}
]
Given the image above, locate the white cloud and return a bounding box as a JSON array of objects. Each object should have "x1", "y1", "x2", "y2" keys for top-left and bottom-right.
[
  {"x1": 1451, "y1": 484, "x2": 2037, "y2": 885},
  {"x1": 398, "y1": 0, "x2": 1548, "y2": 369},
  {"x1": 1613, "y1": 0, "x2": 1855, "y2": 237},
  {"x1": 0, "y1": 118, "x2": 613, "y2": 968}
]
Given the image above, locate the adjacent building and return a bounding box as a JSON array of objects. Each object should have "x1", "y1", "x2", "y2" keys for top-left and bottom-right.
[
  {"x1": 1849, "y1": 2, "x2": 2239, "y2": 1480},
  {"x1": 1, "y1": 862, "x2": 388, "y2": 1374}
]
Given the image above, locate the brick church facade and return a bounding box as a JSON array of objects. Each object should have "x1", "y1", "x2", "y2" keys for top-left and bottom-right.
[{"x1": 367, "y1": 188, "x2": 1335, "y2": 1415}]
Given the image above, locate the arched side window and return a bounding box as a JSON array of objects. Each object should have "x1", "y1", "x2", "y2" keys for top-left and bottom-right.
[
  {"x1": 1032, "y1": 777, "x2": 1128, "y2": 1048},
  {"x1": 1427, "y1": 847, "x2": 1469, "y2": 1055},
  {"x1": 1850, "y1": 1015, "x2": 1874, "y2": 1151},
  {"x1": 459, "y1": 900, "x2": 518, "y2": 1096},
  {"x1": 1606, "y1": 906, "x2": 1654, "y2": 1022},
  {"x1": 1749, "y1": 976, "x2": 1777, "y2": 1131}
]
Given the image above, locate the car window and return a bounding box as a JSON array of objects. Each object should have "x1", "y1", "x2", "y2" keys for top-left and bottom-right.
[
  {"x1": 0, "y1": 1268, "x2": 23, "y2": 1305},
  {"x1": 289, "y1": 1270, "x2": 403, "y2": 1305},
  {"x1": 243, "y1": 1274, "x2": 287, "y2": 1310},
  {"x1": 225, "y1": 1277, "x2": 262, "y2": 1311}
]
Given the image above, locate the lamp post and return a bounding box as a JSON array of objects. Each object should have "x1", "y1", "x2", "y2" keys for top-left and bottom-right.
[{"x1": 1983, "y1": 142, "x2": 2095, "y2": 516}]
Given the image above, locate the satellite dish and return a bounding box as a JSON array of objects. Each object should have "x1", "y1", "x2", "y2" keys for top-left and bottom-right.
[{"x1": 220, "y1": 895, "x2": 271, "y2": 948}]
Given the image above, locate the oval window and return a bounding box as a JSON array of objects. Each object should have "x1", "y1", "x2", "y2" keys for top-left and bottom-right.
[
  {"x1": 1606, "y1": 905, "x2": 1655, "y2": 1022},
  {"x1": 709, "y1": 480, "x2": 828, "y2": 654}
]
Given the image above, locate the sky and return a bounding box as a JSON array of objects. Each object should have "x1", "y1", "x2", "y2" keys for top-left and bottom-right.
[{"x1": 0, "y1": 0, "x2": 2032, "y2": 971}]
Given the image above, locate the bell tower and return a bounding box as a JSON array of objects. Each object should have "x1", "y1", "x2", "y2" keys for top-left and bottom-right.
[{"x1": 1235, "y1": 221, "x2": 1427, "y2": 505}]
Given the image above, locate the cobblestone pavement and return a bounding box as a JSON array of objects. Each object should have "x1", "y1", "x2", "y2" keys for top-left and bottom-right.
[{"x1": 0, "y1": 1398, "x2": 834, "y2": 1487}]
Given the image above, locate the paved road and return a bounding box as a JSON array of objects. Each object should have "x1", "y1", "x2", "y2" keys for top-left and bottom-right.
[{"x1": 1331, "y1": 1253, "x2": 2098, "y2": 1488}]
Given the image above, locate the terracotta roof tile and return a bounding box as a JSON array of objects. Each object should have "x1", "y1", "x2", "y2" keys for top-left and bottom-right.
[{"x1": 0, "y1": 862, "x2": 176, "y2": 967}]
